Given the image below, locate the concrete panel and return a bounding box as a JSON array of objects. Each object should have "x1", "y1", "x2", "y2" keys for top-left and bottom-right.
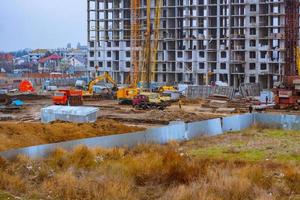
[
  {"x1": 254, "y1": 113, "x2": 285, "y2": 128},
  {"x1": 0, "y1": 131, "x2": 147, "y2": 160},
  {"x1": 145, "y1": 123, "x2": 187, "y2": 143},
  {"x1": 255, "y1": 113, "x2": 300, "y2": 130},
  {"x1": 222, "y1": 115, "x2": 241, "y2": 132},
  {"x1": 286, "y1": 115, "x2": 300, "y2": 130},
  {"x1": 186, "y1": 118, "x2": 223, "y2": 138},
  {"x1": 187, "y1": 85, "x2": 235, "y2": 99},
  {"x1": 239, "y1": 113, "x2": 255, "y2": 130},
  {"x1": 0, "y1": 143, "x2": 65, "y2": 160},
  {"x1": 222, "y1": 114, "x2": 254, "y2": 132},
  {"x1": 66, "y1": 131, "x2": 147, "y2": 149}
]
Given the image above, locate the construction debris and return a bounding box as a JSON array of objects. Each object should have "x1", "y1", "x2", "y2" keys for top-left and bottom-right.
[
  {"x1": 216, "y1": 108, "x2": 236, "y2": 114},
  {"x1": 209, "y1": 100, "x2": 228, "y2": 108},
  {"x1": 197, "y1": 107, "x2": 214, "y2": 112},
  {"x1": 240, "y1": 83, "x2": 261, "y2": 97}
]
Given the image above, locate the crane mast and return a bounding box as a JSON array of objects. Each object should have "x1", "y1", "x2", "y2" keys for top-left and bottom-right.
[
  {"x1": 151, "y1": 0, "x2": 162, "y2": 82},
  {"x1": 141, "y1": 0, "x2": 162, "y2": 88},
  {"x1": 131, "y1": 0, "x2": 141, "y2": 88},
  {"x1": 141, "y1": 0, "x2": 152, "y2": 88}
]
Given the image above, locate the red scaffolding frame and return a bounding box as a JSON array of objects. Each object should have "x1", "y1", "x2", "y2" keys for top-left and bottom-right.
[{"x1": 285, "y1": 0, "x2": 300, "y2": 77}]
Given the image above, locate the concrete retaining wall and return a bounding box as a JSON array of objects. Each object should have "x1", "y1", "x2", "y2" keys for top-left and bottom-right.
[
  {"x1": 222, "y1": 114, "x2": 254, "y2": 132},
  {"x1": 255, "y1": 113, "x2": 300, "y2": 130}
]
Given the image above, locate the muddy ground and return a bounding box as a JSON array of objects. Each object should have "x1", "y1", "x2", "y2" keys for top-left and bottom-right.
[
  {"x1": 0, "y1": 98, "x2": 224, "y2": 127},
  {"x1": 0, "y1": 98, "x2": 224, "y2": 153}
]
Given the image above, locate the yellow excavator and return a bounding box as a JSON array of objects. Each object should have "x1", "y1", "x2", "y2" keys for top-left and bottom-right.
[
  {"x1": 158, "y1": 86, "x2": 177, "y2": 93},
  {"x1": 116, "y1": 74, "x2": 140, "y2": 104},
  {"x1": 83, "y1": 72, "x2": 118, "y2": 98}
]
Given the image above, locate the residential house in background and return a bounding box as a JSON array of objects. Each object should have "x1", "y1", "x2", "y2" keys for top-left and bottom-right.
[
  {"x1": 1, "y1": 44, "x2": 88, "y2": 75},
  {"x1": 0, "y1": 53, "x2": 14, "y2": 73},
  {"x1": 38, "y1": 54, "x2": 63, "y2": 73},
  {"x1": 65, "y1": 55, "x2": 87, "y2": 74},
  {"x1": 29, "y1": 49, "x2": 47, "y2": 63}
]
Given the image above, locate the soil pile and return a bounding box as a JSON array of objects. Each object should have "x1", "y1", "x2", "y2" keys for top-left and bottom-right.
[
  {"x1": 145, "y1": 110, "x2": 218, "y2": 122},
  {"x1": 0, "y1": 120, "x2": 144, "y2": 151}
]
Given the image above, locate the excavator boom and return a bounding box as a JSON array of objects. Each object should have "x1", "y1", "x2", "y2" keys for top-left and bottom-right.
[{"x1": 86, "y1": 72, "x2": 117, "y2": 95}]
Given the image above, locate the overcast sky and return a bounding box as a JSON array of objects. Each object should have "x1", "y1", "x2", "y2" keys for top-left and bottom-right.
[{"x1": 0, "y1": 0, "x2": 87, "y2": 52}]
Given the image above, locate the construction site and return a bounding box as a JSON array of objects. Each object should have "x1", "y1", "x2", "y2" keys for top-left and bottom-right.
[{"x1": 0, "y1": 0, "x2": 299, "y2": 199}]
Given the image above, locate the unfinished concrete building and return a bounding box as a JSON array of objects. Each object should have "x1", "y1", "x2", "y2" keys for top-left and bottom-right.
[{"x1": 87, "y1": 0, "x2": 289, "y2": 88}]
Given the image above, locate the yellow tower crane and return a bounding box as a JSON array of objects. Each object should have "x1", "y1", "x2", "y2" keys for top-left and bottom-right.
[
  {"x1": 141, "y1": 0, "x2": 162, "y2": 88},
  {"x1": 116, "y1": 0, "x2": 141, "y2": 103},
  {"x1": 151, "y1": 0, "x2": 162, "y2": 82}
]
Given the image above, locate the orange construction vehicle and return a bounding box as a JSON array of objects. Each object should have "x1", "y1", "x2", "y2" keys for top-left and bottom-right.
[{"x1": 52, "y1": 90, "x2": 83, "y2": 106}]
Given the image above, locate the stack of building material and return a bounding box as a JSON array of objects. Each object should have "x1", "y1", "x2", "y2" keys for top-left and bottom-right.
[
  {"x1": 209, "y1": 100, "x2": 228, "y2": 108},
  {"x1": 41, "y1": 106, "x2": 99, "y2": 123},
  {"x1": 240, "y1": 83, "x2": 261, "y2": 97},
  {"x1": 0, "y1": 115, "x2": 13, "y2": 121},
  {"x1": 211, "y1": 86, "x2": 235, "y2": 99},
  {"x1": 187, "y1": 85, "x2": 235, "y2": 100}
]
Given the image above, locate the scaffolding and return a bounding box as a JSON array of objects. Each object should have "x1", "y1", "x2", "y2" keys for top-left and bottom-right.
[{"x1": 284, "y1": 0, "x2": 300, "y2": 76}]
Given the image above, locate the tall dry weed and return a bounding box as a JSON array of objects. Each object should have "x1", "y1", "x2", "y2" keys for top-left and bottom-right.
[
  {"x1": 161, "y1": 149, "x2": 203, "y2": 184},
  {"x1": 283, "y1": 166, "x2": 300, "y2": 194},
  {"x1": 69, "y1": 146, "x2": 96, "y2": 169},
  {"x1": 47, "y1": 148, "x2": 68, "y2": 169},
  {"x1": 0, "y1": 143, "x2": 298, "y2": 200},
  {"x1": 0, "y1": 171, "x2": 27, "y2": 194}
]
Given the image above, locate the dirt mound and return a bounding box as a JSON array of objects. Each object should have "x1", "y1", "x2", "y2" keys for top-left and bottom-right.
[
  {"x1": 181, "y1": 98, "x2": 205, "y2": 105},
  {"x1": 145, "y1": 110, "x2": 218, "y2": 122},
  {"x1": 0, "y1": 120, "x2": 144, "y2": 151}
]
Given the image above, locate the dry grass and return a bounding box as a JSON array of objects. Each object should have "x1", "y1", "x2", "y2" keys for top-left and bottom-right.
[
  {"x1": 0, "y1": 128, "x2": 299, "y2": 199},
  {"x1": 0, "y1": 138, "x2": 300, "y2": 200},
  {"x1": 0, "y1": 120, "x2": 144, "y2": 151}
]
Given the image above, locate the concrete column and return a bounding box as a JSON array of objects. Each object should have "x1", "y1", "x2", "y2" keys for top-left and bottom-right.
[{"x1": 216, "y1": 73, "x2": 220, "y2": 82}]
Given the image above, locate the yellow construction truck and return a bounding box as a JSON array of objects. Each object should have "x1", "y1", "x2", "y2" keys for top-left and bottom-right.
[{"x1": 132, "y1": 92, "x2": 171, "y2": 110}]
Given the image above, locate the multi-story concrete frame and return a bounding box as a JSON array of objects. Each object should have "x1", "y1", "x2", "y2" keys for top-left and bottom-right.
[{"x1": 88, "y1": 0, "x2": 287, "y2": 88}]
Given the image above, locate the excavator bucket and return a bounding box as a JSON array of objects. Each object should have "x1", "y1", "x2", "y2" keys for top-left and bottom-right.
[{"x1": 19, "y1": 80, "x2": 35, "y2": 93}]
